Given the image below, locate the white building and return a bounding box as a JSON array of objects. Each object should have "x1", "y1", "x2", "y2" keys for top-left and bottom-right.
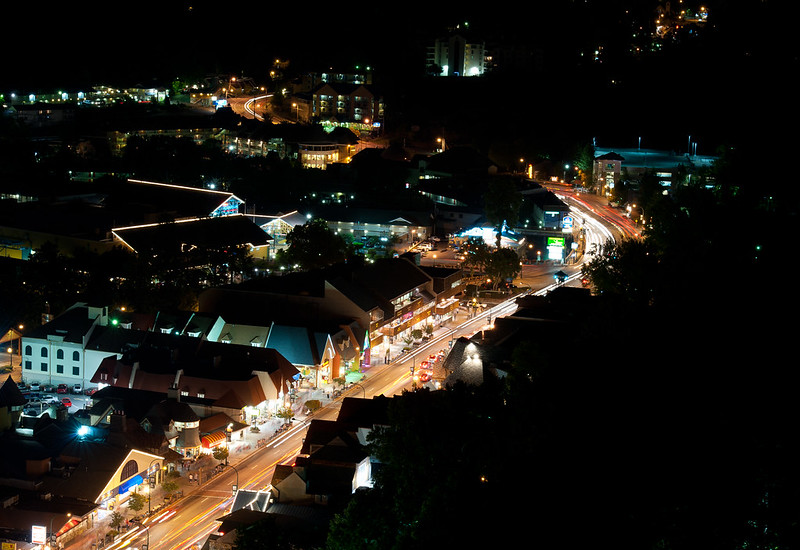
[
  {"x1": 20, "y1": 303, "x2": 114, "y2": 391},
  {"x1": 427, "y1": 31, "x2": 487, "y2": 77}
]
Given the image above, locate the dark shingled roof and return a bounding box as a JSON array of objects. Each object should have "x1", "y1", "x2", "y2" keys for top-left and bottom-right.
[
  {"x1": 113, "y1": 214, "x2": 271, "y2": 254},
  {"x1": 23, "y1": 305, "x2": 98, "y2": 343},
  {"x1": 0, "y1": 375, "x2": 27, "y2": 407}
]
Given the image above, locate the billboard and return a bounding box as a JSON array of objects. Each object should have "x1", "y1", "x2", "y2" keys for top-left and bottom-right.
[
  {"x1": 32, "y1": 525, "x2": 47, "y2": 545},
  {"x1": 547, "y1": 237, "x2": 565, "y2": 261}
]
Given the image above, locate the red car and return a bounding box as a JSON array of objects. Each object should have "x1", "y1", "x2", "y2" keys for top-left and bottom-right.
[
  {"x1": 57, "y1": 384, "x2": 68, "y2": 394},
  {"x1": 61, "y1": 397, "x2": 72, "y2": 408}
]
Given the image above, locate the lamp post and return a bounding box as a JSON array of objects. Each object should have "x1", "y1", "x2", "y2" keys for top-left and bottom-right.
[
  {"x1": 350, "y1": 382, "x2": 366, "y2": 398},
  {"x1": 145, "y1": 457, "x2": 163, "y2": 550},
  {"x1": 48, "y1": 512, "x2": 70, "y2": 549},
  {"x1": 228, "y1": 463, "x2": 239, "y2": 496}
]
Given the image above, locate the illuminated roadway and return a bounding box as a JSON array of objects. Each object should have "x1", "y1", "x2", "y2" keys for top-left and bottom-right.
[{"x1": 98, "y1": 188, "x2": 626, "y2": 550}]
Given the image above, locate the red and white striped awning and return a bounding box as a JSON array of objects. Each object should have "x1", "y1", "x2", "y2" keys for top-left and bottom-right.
[{"x1": 201, "y1": 431, "x2": 227, "y2": 449}]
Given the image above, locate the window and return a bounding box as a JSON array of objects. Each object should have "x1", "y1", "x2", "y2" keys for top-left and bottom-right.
[
  {"x1": 72, "y1": 366, "x2": 80, "y2": 376},
  {"x1": 121, "y1": 460, "x2": 138, "y2": 481},
  {"x1": 73, "y1": 351, "x2": 80, "y2": 361},
  {"x1": 41, "y1": 347, "x2": 47, "y2": 358},
  {"x1": 41, "y1": 362, "x2": 47, "y2": 372},
  {"x1": 57, "y1": 349, "x2": 64, "y2": 359},
  {"x1": 57, "y1": 365, "x2": 64, "y2": 374},
  {"x1": 25, "y1": 361, "x2": 32, "y2": 370},
  {"x1": 25, "y1": 345, "x2": 32, "y2": 355}
]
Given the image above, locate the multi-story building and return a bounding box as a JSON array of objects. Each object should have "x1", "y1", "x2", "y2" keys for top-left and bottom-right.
[
  {"x1": 311, "y1": 83, "x2": 383, "y2": 125},
  {"x1": 427, "y1": 32, "x2": 488, "y2": 77},
  {"x1": 20, "y1": 303, "x2": 111, "y2": 392}
]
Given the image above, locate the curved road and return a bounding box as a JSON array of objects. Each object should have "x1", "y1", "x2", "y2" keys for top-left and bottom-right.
[{"x1": 92, "y1": 189, "x2": 627, "y2": 550}]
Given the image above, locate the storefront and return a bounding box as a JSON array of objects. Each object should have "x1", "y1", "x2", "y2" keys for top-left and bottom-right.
[{"x1": 201, "y1": 431, "x2": 227, "y2": 451}]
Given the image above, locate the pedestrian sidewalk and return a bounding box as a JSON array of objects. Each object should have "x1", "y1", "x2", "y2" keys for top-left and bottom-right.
[{"x1": 141, "y1": 317, "x2": 473, "y2": 508}]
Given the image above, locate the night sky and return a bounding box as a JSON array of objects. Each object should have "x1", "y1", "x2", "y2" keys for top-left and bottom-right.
[
  {"x1": 4, "y1": 1, "x2": 797, "y2": 154},
  {"x1": 7, "y1": 1, "x2": 793, "y2": 87}
]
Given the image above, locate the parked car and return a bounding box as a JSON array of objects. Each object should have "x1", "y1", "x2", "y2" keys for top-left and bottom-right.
[
  {"x1": 42, "y1": 384, "x2": 55, "y2": 393},
  {"x1": 57, "y1": 384, "x2": 68, "y2": 394},
  {"x1": 61, "y1": 397, "x2": 72, "y2": 408},
  {"x1": 29, "y1": 382, "x2": 41, "y2": 391},
  {"x1": 23, "y1": 408, "x2": 39, "y2": 416},
  {"x1": 84, "y1": 387, "x2": 97, "y2": 396},
  {"x1": 17, "y1": 381, "x2": 27, "y2": 390},
  {"x1": 73, "y1": 384, "x2": 82, "y2": 394}
]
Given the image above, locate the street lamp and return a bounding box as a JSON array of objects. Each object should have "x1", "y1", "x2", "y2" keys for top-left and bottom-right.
[
  {"x1": 145, "y1": 458, "x2": 164, "y2": 550},
  {"x1": 146, "y1": 458, "x2": 164, "y2": 513},
  {"x1": 4, "y1": 323, "x2": 22, "y2": 370},
  {"x1": 47, "y1": 512, "x2": 70, "y2": 549},
  {"x1": 350, "y1": 382, "x2": 366, "y2": 398},
  {"x1": 228, "y1": 463, "x2": 239, "y2": 496}
]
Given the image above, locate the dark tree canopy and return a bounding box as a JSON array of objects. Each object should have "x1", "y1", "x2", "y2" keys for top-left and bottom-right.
[{"x1": 276, "y1": 218, "x2": 355, "y2": 271}]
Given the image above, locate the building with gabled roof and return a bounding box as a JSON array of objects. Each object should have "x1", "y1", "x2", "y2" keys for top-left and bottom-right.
[
  {"x1": 308, "y1": 205, "x2": 433, "y2": 243},
  {"x1": 46, "y1": 438, "x2": 166, "y2": 510},
  {"x1": 0, "y1": 178, "x2": 249, "y2": 258},
  {"x1": 267, "y1": 396, "x2": 392, "y2": 513},
  {"x1": 112, "y1": 213, "x2": 272, "y2": 260},
  {"x1": 292, "y1": 418, "x2": 370, "y2": 507},
  {"x1": 0, "y1": 375, "x2": 27, "y2": 431},
  {"x1": 201, "y1": 256, "x2": 458, "y2": 375},
  {"x1": 89, "y1": 338, "x2": 298, "y2": 428}
]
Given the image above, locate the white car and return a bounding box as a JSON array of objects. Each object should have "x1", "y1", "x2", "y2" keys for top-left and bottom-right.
[{"x1": 73, "y1": 384, "x2": 82, "y2": 394}]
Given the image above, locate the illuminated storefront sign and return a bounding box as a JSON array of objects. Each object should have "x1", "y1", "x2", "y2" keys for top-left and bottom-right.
[
  {"x1": 31, "y1": 526, "x2": 47, "y2": 545},
  {"x1": 547, "y1": 237, "x2": 565, "y2": 261}
]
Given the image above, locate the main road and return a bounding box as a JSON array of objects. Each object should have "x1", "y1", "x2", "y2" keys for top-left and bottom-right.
[{"x1": 100, "y1": 187, "x2": 627, "y2": 550}]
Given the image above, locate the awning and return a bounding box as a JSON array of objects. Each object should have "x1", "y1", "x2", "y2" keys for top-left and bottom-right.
[
  {"x1": 119, "y1": 474, "x2": 143, "y2": 494},
  {"x1": 201, "y1": 431, "x2": 227, "y2": 449},
  {"x1": 57, "y1": 517, "x2": 81, "y2": 537}
]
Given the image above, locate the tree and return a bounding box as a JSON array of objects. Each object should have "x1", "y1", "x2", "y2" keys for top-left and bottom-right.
[
  {"x1": 483, "y1": 247, "x2": 521, "y2": 289},
  {"x1": 305, "y1": 399, "x2": 322, "y2": 414},
  {"x1": 483, "y1": 177, "x2": 523, "y2": 248},
  {"x1": 275, "y1": 406, "x2": 294, "y2": 422},
  {"x1": 460, "y1": 236, "x2": 490, "y2": 279},
  {"x1": 109, "y1": 511, "x2": 124, "y2": 531},
  {"x1": 327, "y1": 384, "x2": 527, "y2": 550},
  {"x1": 581, "y1": 239, "x2": 663, "y2": 305},
  {"x1": 161, "y1": 478, "x2": 179, "y2": 498},
  {"x1": 276, "y1": 218, "x2": 354, "y2": 270},
  {"x1": 212, "y1": 446, "x2": 230, "y2": 465},
  {"x1": 127, "y1": 492, "x2": 147, "y2": 515}
]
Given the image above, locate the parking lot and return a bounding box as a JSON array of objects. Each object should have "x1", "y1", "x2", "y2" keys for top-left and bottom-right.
[{"x1": 19, "y1": 383, "x2": 94, "y2": 416}]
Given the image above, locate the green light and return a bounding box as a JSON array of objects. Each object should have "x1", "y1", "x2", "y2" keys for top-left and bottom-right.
[{"x1": 111, "y1": 318, "x2": 119, "y2": 326}]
